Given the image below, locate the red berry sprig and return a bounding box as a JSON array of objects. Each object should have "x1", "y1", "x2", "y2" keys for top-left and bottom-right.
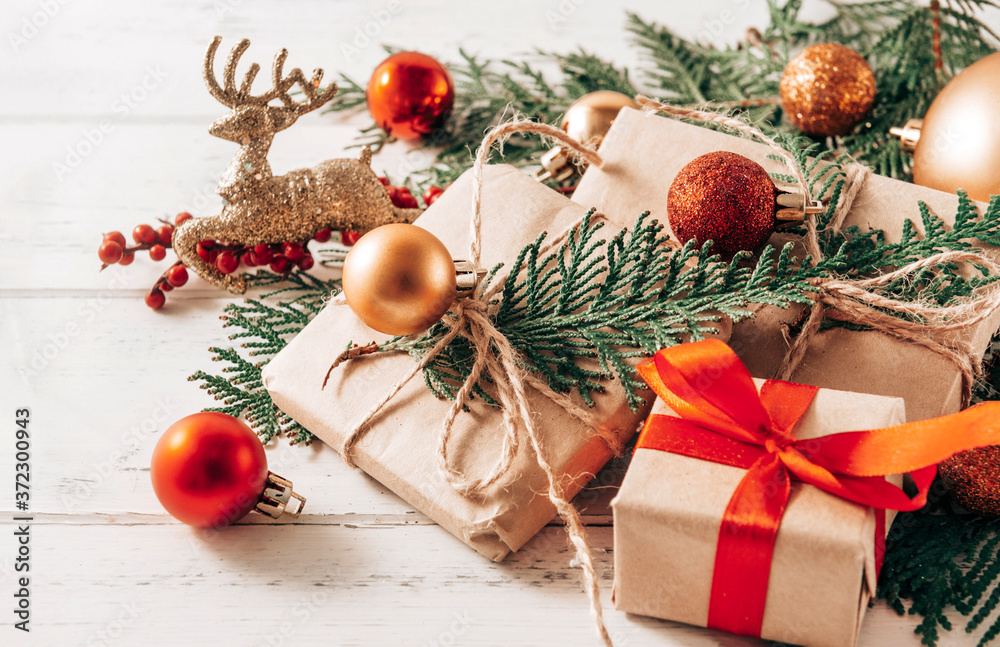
[{"x1": 100, "y1": 179, "x2": 434, "y2": 310}]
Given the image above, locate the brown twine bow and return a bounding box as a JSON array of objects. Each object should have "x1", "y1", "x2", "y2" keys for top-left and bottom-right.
[
  {"x1": 329, "y1": 116, "x2": 616, "y2": 646},
  {"x1": 635, "y1": 95, "x2": 1000, "y2": 407}
]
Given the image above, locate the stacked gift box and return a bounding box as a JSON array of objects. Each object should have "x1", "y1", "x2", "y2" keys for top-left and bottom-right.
[{"x1": 263, "y1": 108, "x2": 1000, "y2": 646}]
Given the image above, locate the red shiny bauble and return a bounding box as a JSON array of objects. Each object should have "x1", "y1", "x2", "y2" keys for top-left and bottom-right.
[
  {"x1": 150, "y1": 412, "x2": 268, "y2": 528},
  {"x1": 366, "y1": 52, "x2": 454, "y2": 140}
]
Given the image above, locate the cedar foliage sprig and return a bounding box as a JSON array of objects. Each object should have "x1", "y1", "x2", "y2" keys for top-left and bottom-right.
[
  {"x1": 376, "y1": 211, "x2": 816, "y2": 411},
  {"x1": 189, "y1": 169, "x2": 1000, "y2": 443},
  {"x1": 880, "y1": 495, "x2": 1000, "y2": 647},
  {"x1": 324, "y1": 3, "x2": 998, "y2": 188},
  {"x1": 187, "y1": 271, "x2": 340, "y2": 445},
  {"x1": 355, "y1": 160, "x2": 1000, "y2": 414},
  {"x1": 327, "y1": 48, "x2": 635, "y2": 189}
]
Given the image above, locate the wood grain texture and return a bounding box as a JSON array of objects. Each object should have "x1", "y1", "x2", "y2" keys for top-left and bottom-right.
[{"x1": 4, "y1": 0, "x2": 998, "y2": 644}]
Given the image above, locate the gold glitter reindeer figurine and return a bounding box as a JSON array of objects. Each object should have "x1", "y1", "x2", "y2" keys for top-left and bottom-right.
[{"x1": 172, "y1": 36, "x2": 422, "y2": 294}]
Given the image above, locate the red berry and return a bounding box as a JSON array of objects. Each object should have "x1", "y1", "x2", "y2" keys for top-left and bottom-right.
[
  {"x1": 378, "y1": 177, "x2": 390, "y2": 186},
  {"x1": 423, "y1": 186, "x2": 444, "y2": 206},
  {"x1": 216, "y1": 251, "x2": 239, "y2": 274},
  {"x1": 386, "y1": 186, "x2": 402, "y2": 207},
  {"x1": 283, "y1": 242, "x2": 304, "y2": 262},
  {"x1": 157, "y1": 225, "x2": 174, "y2": 246},
  {"x1": 299, "y1": 253, "x2": 315, "y2": 271},
  {"x1": 149, "y1": 244, "x2": 167, "y2": 262},
  {"x1": 119, "y1": 253, "x2": 135, "y2": 266},
  {"x1": 99, "y1": 241, "x2": 124, "y2": 265},
  {"x1": 175, "y1": 212, "x2": 193, "y2": 226},
  {"x1": 104, "y1": 231, "x2": 127, "y2": 247},
  {"x1": 313, "y1": 228, "x2": 332, "y2": 243},
  {"x1": 145, "y1": 290, "x2": 166, "y2": 310},
  {"x1": 341, "y1": 230, "x2": 363, "y2": 246},
  {"x1": 133, "y1": 224, "x2": 156, "y2": 245},
  {"x1": 167, "y1": 265, "x2": 189, "y2": 287},
  {"x1": 160, "y1": 281, "x2": 173, "y2": 292},
  {"x1": 269, "y1": 254, "x2": 289, "y2": 273},
  {"x1": 197, "y1": 243, "x2": 217, "y2": 264},
  {"x1": 198, "y1": 240, "x2": 215, "y2": 248},
  {"x1": 252, "y1": 244, "x2": 273, "y2": 264},
  {"x1": 403, "y1": 194, "x2": 419, "y2": 209}
]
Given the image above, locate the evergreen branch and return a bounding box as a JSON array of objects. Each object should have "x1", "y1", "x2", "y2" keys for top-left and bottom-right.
[
  {"x1": 880, "y1": 497, "x2": 1000, "y2": 647},
  {"x1": 189, "y1": 271, "x2": 341, "y2": 444}
]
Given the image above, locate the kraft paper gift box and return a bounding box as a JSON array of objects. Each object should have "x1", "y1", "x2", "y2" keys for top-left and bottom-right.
[
  {"x1": 262, "y1": 164, "x2": 694, "y2": 561},
  {"x1": 612, "y1": 377, "x2": 906, "y2": 647},
  {"x1": 572, "y1": 107, "x2": 1000, "y2": 422}
]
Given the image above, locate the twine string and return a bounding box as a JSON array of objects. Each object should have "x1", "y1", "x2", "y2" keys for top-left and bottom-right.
[{"x1": 331, "y1": 118, "x2": 613, "y2": 646}]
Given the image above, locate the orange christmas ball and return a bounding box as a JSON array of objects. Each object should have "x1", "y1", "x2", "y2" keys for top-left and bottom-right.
[
  {"x1": 151, "y1": 412, "x2": 268, "y2": 528},
  {"x1": 667, "y1": 152, "x2": 777, "y2": 255},
  {"x1": 780, "y1": 43, "x2": 876, "y2": 137},
  {"x1": 342, "y1": 223, "x2": 457, "y2": 336},
  {"x1": 366, "y1": 52, "x2": 454, "y2": 141}
]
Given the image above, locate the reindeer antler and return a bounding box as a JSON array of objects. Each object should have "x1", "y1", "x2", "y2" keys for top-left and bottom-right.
[{"x1": 204, "y1": 36, "x2": 337, "y2": 113}]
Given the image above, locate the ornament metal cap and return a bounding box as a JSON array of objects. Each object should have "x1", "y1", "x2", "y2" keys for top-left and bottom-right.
[
  {"x1": 534, "y1": 91, "x2": 639, "y2": 183},
  {"x1": 889, "y1": 118, "x2": 923, "y2": 154},
  {"x1": 534, "y1": 146, "x2": 577, "y2": 183},
  {"x1": 254, "y1": 471, "x2": 306, "y2": 520},
  {"x1": 775, "y1": 192, "x2": 825, "y2": 228},
  {"x1": 455, "y1": 260, "x2": 488, "y2": 297}
]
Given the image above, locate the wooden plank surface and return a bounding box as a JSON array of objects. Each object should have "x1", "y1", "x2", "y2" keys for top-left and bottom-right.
[{"x1": 3, "y1": 0, "x2": 998, "y2": 644}]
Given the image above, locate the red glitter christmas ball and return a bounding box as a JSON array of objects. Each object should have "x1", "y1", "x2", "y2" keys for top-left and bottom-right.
[
  {"x1": 939, "y1": 445, "x2": 1000, "y2": 519},
  {"x1": 366, "y1": 52, "x2": 454, "y2": 141},
  {"x1": 666, "y1": 152, "x2": 777, "y2": 256}
]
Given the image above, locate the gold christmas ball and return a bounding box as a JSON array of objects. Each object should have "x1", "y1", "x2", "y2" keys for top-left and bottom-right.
[
  {"x1": 780, "y1": 43, "x2": 876, "y2": 137},
  {"x1": 561, "y1": 91, "x2": 639, "y2": 146},
  {"x1": 342, "y1": 224, "x2": 457, "y2": 336},
  {"x1": 913, "y1": 53, "x2": 1000, "y2": 202}
]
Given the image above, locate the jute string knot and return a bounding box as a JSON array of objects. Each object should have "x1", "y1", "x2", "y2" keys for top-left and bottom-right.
[
  {"x1": 637, "y1": 95, "x2": 1000, "y2": 406},
  {"x1": 329, "y1": 115, "x2": 615, "y2": 646}
]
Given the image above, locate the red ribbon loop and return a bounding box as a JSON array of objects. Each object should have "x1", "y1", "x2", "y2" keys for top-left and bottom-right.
[{"x1": 636, "y1": 338, "x2": 1000, "y2": 638}]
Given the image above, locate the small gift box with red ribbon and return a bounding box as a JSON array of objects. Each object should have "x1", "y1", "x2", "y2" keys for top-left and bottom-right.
[{"x1": 612, "y1": 339, "x2": 1000, "y2": 647}]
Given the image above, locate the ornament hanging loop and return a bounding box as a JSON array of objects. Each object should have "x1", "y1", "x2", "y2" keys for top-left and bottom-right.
[{"x1": 254, "y1": 472, "x2": 306, "y2": 520}]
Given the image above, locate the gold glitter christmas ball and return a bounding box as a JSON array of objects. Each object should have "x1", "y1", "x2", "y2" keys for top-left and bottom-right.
[
  {"x1": 342, "y1": 224, "x2": 456, "y2": 336},
  {"x1": 561, "y1": 91, "x2": 639, "y2": 146},
  {"x1": 939, "y1": 445, "x2": 1000, "y2": 519},
  {"x1": 666, "y1": 151, "x2": 777, "y2": 255},
  {"x1": 913, "y1": 53, "x2": 1000, "y2": 202},
  {"x1": 780, "y1": 43, "x2": 876, "y2": 137}
]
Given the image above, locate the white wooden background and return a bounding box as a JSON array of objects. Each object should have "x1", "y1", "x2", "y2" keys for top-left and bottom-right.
[{"x1": 3, "y1": 1, "x2": 999, "y2": 645}]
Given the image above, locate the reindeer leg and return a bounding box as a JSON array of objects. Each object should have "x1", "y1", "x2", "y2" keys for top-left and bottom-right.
[
  {"x1": 358, "y1": 145, "x2": 372, "y2": 167},
  {"x1": 172, "y1": 216, "x2": 248, "y2": 295}
]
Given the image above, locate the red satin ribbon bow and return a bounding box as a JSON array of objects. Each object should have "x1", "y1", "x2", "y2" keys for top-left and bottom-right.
[{"x1": 636, "y1": 338, "x2": 1000, "y2": 638}]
